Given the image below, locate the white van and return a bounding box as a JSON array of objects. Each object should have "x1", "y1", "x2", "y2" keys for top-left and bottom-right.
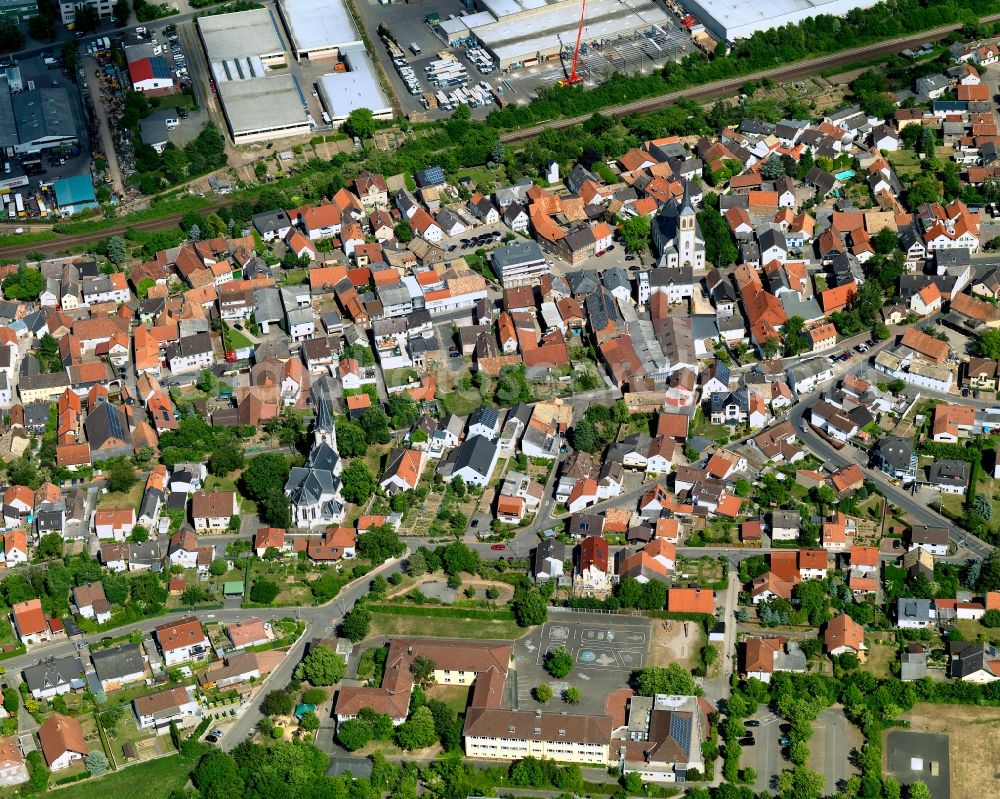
[{"x1": 410, "y1": 42, "x2": 421, "y2": 55}]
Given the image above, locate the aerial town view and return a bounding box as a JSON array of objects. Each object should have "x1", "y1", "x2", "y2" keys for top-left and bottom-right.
[{"x1": 0, "y1": 0, "x2": 999, "y2": 795}]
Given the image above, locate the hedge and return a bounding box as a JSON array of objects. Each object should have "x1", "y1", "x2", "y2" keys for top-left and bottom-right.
[{"x1": 367, "y1": 604, "x2": 515, "y2": 620}]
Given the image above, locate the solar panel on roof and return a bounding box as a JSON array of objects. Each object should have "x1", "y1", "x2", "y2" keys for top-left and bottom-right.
[
  {"x1": 669, "y1": 713, "x2": 692, "y2": 749},
  {"x1": 103, "y1": 403, "x2": 126, "y2": 442}
]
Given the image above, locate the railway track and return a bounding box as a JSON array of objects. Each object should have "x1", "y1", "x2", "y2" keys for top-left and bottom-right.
[
  {"x1": 499, "y1": 15, "x2": 1000, "y2": 143},
  {"x1": 3, "y1": 13, "x2": 1000, "y2": 258}
]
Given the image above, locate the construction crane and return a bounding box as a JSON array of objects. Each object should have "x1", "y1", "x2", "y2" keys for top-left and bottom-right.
[{"x1": 557, "y1": 0, "x2": 587, "y2": 87}]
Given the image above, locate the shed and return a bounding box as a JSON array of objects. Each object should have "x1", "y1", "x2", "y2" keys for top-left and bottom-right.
[{"x1": 223, "y1": 581, "x2": 245, "y2": 596}]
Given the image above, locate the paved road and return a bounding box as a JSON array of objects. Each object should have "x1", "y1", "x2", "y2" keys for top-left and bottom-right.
[
  {"x1": 217, "y1": 553, "x2": 406, "y2": 751},
  {"x1": 788, "y1": 401, "x2": 995, "y2": 560}
]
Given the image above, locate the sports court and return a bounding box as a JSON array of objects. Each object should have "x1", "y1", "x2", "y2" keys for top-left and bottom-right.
[{"x1": 536, "y1": 611, "x2": 650, "y2": 671}]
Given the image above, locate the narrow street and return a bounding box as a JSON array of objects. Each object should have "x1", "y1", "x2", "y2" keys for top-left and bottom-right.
[{"x1": 82, "y1": 56, "x2": 124, "y2": 195}]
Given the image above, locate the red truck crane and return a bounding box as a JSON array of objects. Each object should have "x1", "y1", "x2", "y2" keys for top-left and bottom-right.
[{"x1": 557, "y1": 0, "x2": 587, "y2": 87}]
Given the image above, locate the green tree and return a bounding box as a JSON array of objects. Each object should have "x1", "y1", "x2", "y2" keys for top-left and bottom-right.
[
  {"x1": 106, "y1": 236, "x2": 128, "y2": 265},
  {"x1": 297, "y1": 644, "x2": 346, "y2": 686},
  {"x1": 181, "y1": 585, "x2": 210, "y2": 606},
  {"x1": 2, "y1": 688, "x2": 17, "y2": 714},
  {"x1": 106, "y1": 459, "x2": 137, "y2": 493},
  {"x1": 36, "y1": 533, "x2": 63, "y2": 560},
  {"x1": 340, "y1": 604, "x2": 371, "y2": 642},
  {"x1": 760, "y1": 155, "x2": 786, "y2": 180},
  {"x1": 396, "y1": 705, "x2": 437, "y2": 750},
  {"x1": 623, "y1": 771, "x2": 644, "y2": 794},
  {"x1": 0, "y1": 17, "x2": 24, "y2": 52},
  {"x1": 512, "y1": 588, "x2": 547, "y2": 626},
  {"x1": 620, "y1": 214, "x2": 651, "y2": 253},
  {"x1": 73, "y1": 3, "x2": 100, "y2": 32},
  {"x1": 632, "y1": 664, "x2": 698, "y2": 696},
  {"x1": 571, "y1": 418, "x2": 600, "y2": 453},
  {"x1": 361, "y1": 406, "x2": 391, "y2": 444},
  {"x1": 907, "y1": 781, "x2": 932, "y2": 799},
  {"x1": 978, "y1": 328, "x2": 1000, "y2": 359},
  {"x1": 191, "y1": 751, "x2": 244, "y2": 799},
  {"x1": 337, "y1": 718, "x2": 373, "y2": 750},
  {"x1": 982, "y1": 609, "x2": 1000, "y2": 627},
  {"x1": 545, "y1": 646, "x2": 574, "y2": 678},
  {"x1": 344, "y1": 108, "x2": 376, "y2": 140},
  {"x1": 356, "y1": 526, "x2": 405, "y2": 563},
  {"x1": 441, "y1": 541, "x2": 479, "y2": 575},
  {"x1": 394, "y1": 220, "x2": 414, "y2": 242},
  {"x1": 261, "y1": 689, "x2": 294, "y2": 716},
  {"x1": 299, "y1": 710, "x2": 320, "y2": 731},
  {"x1": 410, "y1": 654, "x2": 436, "y2": 684},
  {"x1": 534, "y1": 683, "x2": 553, "y2": 703},
  {"x1": 27, "y1": 13, "x2": 56, "y2": 41},
  {"x1": 85, "y1": 751, "x2": 109, "y2": 776},
  {"x1": 208, "y1": 446, "x2": 245, "y2": 476},
  {"x1": 335, "y1": 418, "x2": 367, "y2": 456},
  {"x1": 239, "y1": 453, "x2": 290, "y2": 502},
  {"x1": 250, "y1": 578, "x2": 280, "y2": 604},
  {"x1": 563, "y1": 686, "x2": 581, "y2": 704},
  {"x1": 782, "y1": 316, "x2": 811, "y2": 357},
  {"x1": 342, "y1": 460, "x2": 377, "y2": 504},
  {"x1": 208, "y1": 557, "x2": 228, "y2": 577}
]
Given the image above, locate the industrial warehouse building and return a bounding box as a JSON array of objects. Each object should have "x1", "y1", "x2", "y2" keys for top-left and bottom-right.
[
  {"x1": 196, "y1": 9, "x2": 311, "y2": 144},
  {"x1": 676, "y1": 0, "x2": 881, "y2": 42},
  {"x1": 317, "y1": 46, "x2": 392, "y2": 125},
  {"x1": 0, "y1": 83, "x2": 78, "y2": 153},
  {"x1": 450, "y1": 0, "x2": 670, "y2": 70},
  {"x1": 277, "y1": 0, "x2": 363, "y2": 60}
]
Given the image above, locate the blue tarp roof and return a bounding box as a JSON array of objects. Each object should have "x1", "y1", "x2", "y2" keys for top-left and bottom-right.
[{"x1": 53, "y1": 174, "x2": 96, "y2": 207}]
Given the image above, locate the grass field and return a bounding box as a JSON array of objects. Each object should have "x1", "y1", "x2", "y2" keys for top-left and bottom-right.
[
  {"x1": 47, "y1": 754, "x2": 193, "y2": 799},
  {"x1": 955, "y1": 618, "x2": 1000, "y2": 644},
  {"x1": 224, "y1": 328, "x2": 254, "y2": 351},
  {"x1": 368, "y1": 611, "x2": 524, "y2": 640},
  {"x1": 425, "y1": 684, "x2": 471, "y2": 714},
  {"x1": 97, "y1": 483, "x2": 144, "y2": 511},
  {"x1": 862, "y1": 643, "x2": 896, "y2": 678},
  {"x1": 900, "y1": 703, "x2": 1000, "y2": 799}
]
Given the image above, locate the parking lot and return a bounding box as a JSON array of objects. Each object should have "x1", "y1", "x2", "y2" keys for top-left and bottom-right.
[
  {"x1": 886, "y1": 730, "x2": 951, "y2": 799},
  {"x1": 352, "y1": 0, "x2": 696, "y2": 120},
  {"x1": 512, "y1": 610, "x2": 650, "y2": 715},
  {"x1": 1, "y1": 53, "x2": 92, "y2": 202}
]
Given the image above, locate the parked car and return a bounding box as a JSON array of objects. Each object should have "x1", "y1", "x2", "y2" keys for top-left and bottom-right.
[
  {"x1": 744, "y1": 720, "x2": 760, "y2": 727},
  {"x1": 739, "y1": 736, "x2": 755, "y2": 746},
  {"x1": 779, "y1": 736, "x2": 792, "y2": 747},
  {"x1": 490, "y1": 544, "x2": 506, "y2": 551}
]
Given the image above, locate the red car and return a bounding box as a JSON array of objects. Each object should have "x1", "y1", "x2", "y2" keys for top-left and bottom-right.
[{"x1": 490, "y1": 544, "x2": 506, "y2": 551}]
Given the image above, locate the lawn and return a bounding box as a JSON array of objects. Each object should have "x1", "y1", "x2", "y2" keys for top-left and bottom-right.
[
  {"x1": 97, "y1": 483, "x2": 145, "y2": 511},
  {"x1": 955, "y1": 618, "x2": 1000, "y2": 644},
  {"x1": 424, "y1": 684, "x2": 471, "y2": 714},
  {"x1": 46, "y1": 754, "x2": 193, "y2": 799},
  {"x1": 900, "y1": 703, "x2": 1000, "y2": 799},
  {"x1": 690, "y1": 408, "x2": 732, "y2": 444},
  {"x1": 281, "y1": 268, "x2": 308, "y2": 286},
  {"x1": 676, "y1": 556, "x2": 726, "y2": 588},
  {"x1": 368, "y1": 610, "x2": 525, "y2": 640},
  {"x1": 454, "y1": 165, "x2": 507, "y2": 191},
  {"x1": 862, "y1": 643, "x2": 897, "y2": 678},
  {"x1": 151, "y1": 93, "x2": 197, "y2": 111},
  {"x1": 223, "y1": 328, "x2": 254, "y2": 350},
  {"x1": 887, "y1": 149, "x2": 921, "y2": 179}
]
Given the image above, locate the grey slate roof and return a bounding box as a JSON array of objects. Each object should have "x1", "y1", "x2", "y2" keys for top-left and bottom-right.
[
  {"x1": 453, "y1": 434, "x2": 497, "y2": 478},
  {"x1": 91, "y1": 643, "x2": 145, "y2": 682},
  {"x1": 23, "y1": 655, "x2": 84, "y2": 695}
]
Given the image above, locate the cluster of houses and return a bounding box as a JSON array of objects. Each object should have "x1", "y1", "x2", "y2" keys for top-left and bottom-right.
[
  {"x1": 332, "y1": 635, "x2": 712, "y2": 782},
  {"x1": 2, "y1": 613, "x2": 282, "y2": 783}
]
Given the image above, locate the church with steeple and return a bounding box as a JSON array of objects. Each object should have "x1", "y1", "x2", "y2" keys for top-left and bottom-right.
[
  {"x1": 651, "y1": 182, "x2": 706, "y2": 270},
  {"x1": 284, "y1": 376, "x2": 345, "y2": 529}
]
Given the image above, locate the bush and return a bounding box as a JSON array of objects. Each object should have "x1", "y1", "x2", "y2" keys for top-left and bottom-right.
[{"x1": 271, "y1": 726, "x2": 284, "y2": 739}]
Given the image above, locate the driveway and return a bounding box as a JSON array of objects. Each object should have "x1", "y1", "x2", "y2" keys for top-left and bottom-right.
[{"x1": 810, "y1": 706, "x2": 860, "y2": 795}]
